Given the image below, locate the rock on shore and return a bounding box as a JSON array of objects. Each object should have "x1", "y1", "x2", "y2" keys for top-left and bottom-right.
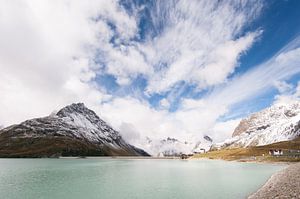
[{"x1": 248, "y1": 162, "x2": 300, "y2": 199}]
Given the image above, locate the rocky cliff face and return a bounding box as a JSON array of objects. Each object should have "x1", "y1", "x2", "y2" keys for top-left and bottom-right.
[
  {"x1": 217, "y1": 101, "x2": 300, "y2": 148},
  {"x1": 0, "y1": 103, "x2": 149, "y2": 157}
]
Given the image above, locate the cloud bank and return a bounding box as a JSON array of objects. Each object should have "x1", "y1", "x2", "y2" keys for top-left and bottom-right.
[{"x1": 0, "y1": 0, "x2": 300, "y2": 143}]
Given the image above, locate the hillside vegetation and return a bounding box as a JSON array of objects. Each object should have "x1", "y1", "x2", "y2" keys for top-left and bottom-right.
[{"x1": 193, "y1": 137, "x2": 300, "y2": 162}]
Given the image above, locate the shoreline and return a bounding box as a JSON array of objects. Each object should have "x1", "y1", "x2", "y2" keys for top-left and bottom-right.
[
  {"x1": 248, "y1": 162, "x2": 300, "y2": 199},
  {"x1": 1, "y1": 156, "x2": 295, "y2": 166},
  {"x1": 191, "y1": 156, "x2": 293, "y2": 166},
  {"x1": 58, "y1": 156, "x2": 180, "y2": 160},
  {"x1": 1, "y1": 155, "x2": 295, "y2": 163}
]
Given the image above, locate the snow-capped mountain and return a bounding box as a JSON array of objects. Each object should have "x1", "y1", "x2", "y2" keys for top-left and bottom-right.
[
  {"x1": 141, "y1": 136, "x2": 213, "y2": 156},
  {"x1": 216, "y1": 100, "x2": 300, "y2": 149},
  {"x1": 0, "y1": 103, "x2": 148, "y2": 157},
  {"x1": 193, "y1": 135, "x2": 213, "y2": 153}
]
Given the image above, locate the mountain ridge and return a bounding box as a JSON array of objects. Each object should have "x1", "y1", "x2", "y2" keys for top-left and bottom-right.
[
  {"x1": 215, "y1": 100, "x2": 300, "y2": 149},
  {"x1": 140, "y1": 135, "x2": 213, "y2": 156},
  {"x1": 0, "y1": 103, "x2": 149, "y2": 157}
]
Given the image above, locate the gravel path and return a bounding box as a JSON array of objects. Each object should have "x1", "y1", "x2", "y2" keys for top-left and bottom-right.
[{"x1": 248, "y1": 162, "x2": 300, "y2": 199}]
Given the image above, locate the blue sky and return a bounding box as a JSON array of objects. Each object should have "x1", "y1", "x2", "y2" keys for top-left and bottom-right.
[
  {"x1": 220, "y1": 0, "x2": 300, "y2": 120},
  {"x1": 0, "y1": 0, "x2": 300, "y2": 142},
  {"x1": 96, "y1": 0, "x2": 300, "y2": 116}
]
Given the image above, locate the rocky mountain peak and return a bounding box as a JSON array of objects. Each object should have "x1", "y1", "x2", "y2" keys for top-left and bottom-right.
[
  {"x1": 218, "y1": 100, "x2": 300, "y2": 149},
  {"x1": 57, "y1": 103, "x2": 97, "y2": 118},
  {"x1": 204, "y1": 135, "x2": 213, "y2": 142},
  {"x1": 56, "y1": 103, "x2": 106, "y2": 130},
  {"x1": 232, "y1": 101, "x2": 300, "y2": 138},
  {"x1": 161, "y1": 137, "x2": 179, "y2": 143},
  {"x1": 0, "y1": 102, "x2": 149, "y2": 157}
]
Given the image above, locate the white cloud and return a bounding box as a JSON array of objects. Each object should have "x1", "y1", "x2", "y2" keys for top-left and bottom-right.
[
  {"x1": 173, "y1": 37, "x2": 300, "y2": 141},
  {"x1": 0, "y1": 0, "x2": 129, "y2": 126},
  {"x1": 296, "y1": 82, "x2": 300, "y2": 97},
  {"x1": 104, "y1": 45, "x2": 152, "y2": 85},
  {"x1": 145, "y1": 30, "x2": 261, "y2": 93},
  {"x1": 98, "y1": 36, "x2": 300, "y2": 144},
  {"x1": 100, "y1": 97, "x2": 173, "y2": 139},
  {"x1": 209, "y1": 119, "x2": 242, "y2": 142},
  {"x1": 86, "y1": 0, "x2": 264, "y2": 91},
  {"x1": 141, "y1": 0, "x2": 263, "y2": 93},
  {"x1": 205, "y1": 44, "x2": 300, "y2": 108},
  {"x1": 274, "y1": 81, "x2": 293, "y2": 94},
  {"x1": 0, "y1": 0, "x2": 300, "y2": 146},
  {"x1": 159, "y1": 98, "x2": 170, "y2": 109},
  {"x1": 273, "y1": 80, "x2": 300, "y2": 105},
  {"x1": 118, "y1": 122, "x2": 141, "y2": 144}
]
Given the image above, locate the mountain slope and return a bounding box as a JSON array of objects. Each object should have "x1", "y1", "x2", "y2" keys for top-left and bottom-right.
[
  {"x1": 0, "y1": 103, "x2": 149, "y2": 157},
  {"x1": 217, "y1": 101, "x2": 300, "y2": 149}
]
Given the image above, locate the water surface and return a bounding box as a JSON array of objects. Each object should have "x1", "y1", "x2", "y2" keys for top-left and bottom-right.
[{"x1": 0, "y1": 158, "x2": 284, "y2": 199}]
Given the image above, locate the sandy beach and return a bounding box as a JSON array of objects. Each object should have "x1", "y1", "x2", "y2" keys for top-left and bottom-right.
[{"x1": 248, "y1": 162, "x2": 300, "y2": 199}]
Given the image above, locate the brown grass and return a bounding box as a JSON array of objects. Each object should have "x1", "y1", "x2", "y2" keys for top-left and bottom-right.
[{"x1": 193, "y1": 137, "x2": 300, "y2": 162}]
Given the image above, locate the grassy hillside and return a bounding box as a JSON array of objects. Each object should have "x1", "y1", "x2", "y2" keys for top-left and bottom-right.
[
  {"x1": 193, "y1": 137, "x2": 300, "y2": 162},
  {"x1": 0, "y1": 135, "x2": 146, "y2": 158}
]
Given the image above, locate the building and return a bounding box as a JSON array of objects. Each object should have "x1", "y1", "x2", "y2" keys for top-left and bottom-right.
[
  {"x1": 269, "y1": 149, "x2": 283, "y2": 156},
  {"x1": 157, "y1": 152, "x2": 164, "y2": 157},
  {"x1": 180, "y1": 154, "x2": 189, "y2": 159},
  {"x1": 193, "y1": 148, "x2": 206, "y2": 154}
]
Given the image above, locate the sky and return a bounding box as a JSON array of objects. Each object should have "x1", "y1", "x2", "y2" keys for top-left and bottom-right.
[{"x1": 0, "y1": 0, "x2": 300, "y2": 143}]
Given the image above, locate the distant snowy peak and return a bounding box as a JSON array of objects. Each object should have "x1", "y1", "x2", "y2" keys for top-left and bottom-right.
[
  {"x1": 204, "y1": 135, "x2": 213, "y2": 142},
  {"x1": 143, "y1": 137, "x2": 188, "y2": 156},
  {"x1": 142, "y1": 136, "x2": 213, "y2": 156},
  {"x1": 160, "y1": 137, "x2": 180, "y2": 144},
  {"x1": 219, "y1": 100, "x2": 300, "y2": 148},
  {"x1": 193, "y1": 135, "x2": 213, "y2": 153}
]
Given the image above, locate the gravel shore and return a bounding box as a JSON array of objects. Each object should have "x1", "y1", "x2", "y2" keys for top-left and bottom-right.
[{"x1": 248, "y1": 162, "x2": 300, "y2": 199}]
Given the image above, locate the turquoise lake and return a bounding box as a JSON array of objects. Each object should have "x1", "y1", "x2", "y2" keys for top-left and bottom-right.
[{"x1": 0, "y1": 158, "x2": 284, "y2": 199}]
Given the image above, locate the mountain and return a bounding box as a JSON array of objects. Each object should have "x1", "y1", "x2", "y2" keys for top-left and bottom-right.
[
  {"x1": 193, "y1": 135, "x2": 213, "y2": 153},
  {"x1": 141, "y1": 136, "x2": 213, "y2": 156},
  {"x1": 216, "y1": 100, "x2": 300, "y2": 149},
  {"x1": 0, "y1": 103, "x2": 149, "y2": 157}
]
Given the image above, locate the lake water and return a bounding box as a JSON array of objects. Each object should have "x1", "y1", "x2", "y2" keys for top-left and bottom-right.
[{"x1": 0, "y1": 158, "x2": 284, "y2": 199}]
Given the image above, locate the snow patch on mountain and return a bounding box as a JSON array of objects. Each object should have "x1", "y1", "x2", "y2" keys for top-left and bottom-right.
[
  {"x1": 0, "y1": 103, "x2": 148, "y2": 156},
  {"x1": 215, "y1": 100, "x2": 300, "y2": 148},
  {"x1": 56, "y1": 103, "x2": 121, "y2": 143}
]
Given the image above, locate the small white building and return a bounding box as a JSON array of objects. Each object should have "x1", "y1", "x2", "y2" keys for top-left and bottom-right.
[
  {"x1": 157, "y1": 152, "x2": 164, "y2": 157},
  {"x1": 193, "y1": 148, "x2": 206, "y2": 154},
  {"x1": 269, "y1": 149, "x2": 283, "y2": 156}
]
